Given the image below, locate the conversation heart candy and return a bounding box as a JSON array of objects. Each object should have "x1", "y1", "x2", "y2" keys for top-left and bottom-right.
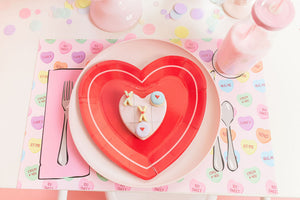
[
  {"x1": 184, "y1": 39, "x2": 198, "y2": 52},
  {"x1": 75, "y1": 39, "x2": 87, "y2": 44},
  {"x1": 238, "y1": 116, "x2": 254, "y2": 131},
  {"x1": 227, "y1": 180, "x2": 244, "y2": 194},
  {"x1": 79, "y1": 178, "x2": 94, "y2": 190},
  {"x1": 64, "y1": 177, "x2": 73, "y2": 181},
  {"x1": 21, "y1": 150, "x2": 25, "y2": 161},
  {"x1": 219, "y1": 127, "x2": 236, "y2": 143},
  {"x1": 237, "y1": 93, "x2": 253, "y2": 107},
  {"x1": 190, "y1": 179, "x2": 206, "y2": 193},
  {"x1": 90, "y1": 41, "x2": 103, "y2": 54},
  {"x1": 59, "y1": 41, "x2": 72, "y2": 54},
  {"x1": 206, "y1": 168, "x2": 223, "y2": 183},
  {"x1": 106, "y1": 39, "x2": 118, "y2": 44},
  {"x1": 152, "y1": 185, "x2": 168, "y2": 192},
  {"x1": 219, "y1": 79, "x2": 234, "y2": 93},
  {"x1": 170, "y1": 38, "x2": 182, "y2": 46},
  {"x1": 28, "y1": 138, "x2": 42, "y2": 153},
  {"x1": 256, "y1": 128, "x2": 271, "y2": 143},
  {"x1": 261, "y1": 151, "x2": 274, "y2": 166},
  {"x1": 96, "y1": 173, "x2": 108, "y2": 182},
  {"x1": 24, "y1": 164, "x2": 39, "y2": 181},
  {"x1": 237, "y1": 72, "x2": 250, "y2": 83},
  {"x1": 253, "y1": 79, "x2": 266, "y2": 93},
  {"x1": 31, "y1": 116, "x2": 44, "y2": 130},
  {"x1": 54, "y1": 61, "x2": 68, "y2": 70},
  {"x1": 257, "y1": 104, "x2": 269, "y2": 119},
  {"x1": 241, "y1": 140, "x2": 257, "y2": 155},
  {"x1": 199, "y1": 50, "x2": 213, "y2": 62},
  {"x1": 42, "y1": 180, "x2": 58, "y2": 189},
  {"x1": 202, "y1": 38, "x2": 212, "y2": 42},
  {"x1": 251, "y1": 61, "x2": 263, "y2": 73},
  {"x1": 45, "y1": 39, "x2": 56, "y2": 44},
  {"x1": 72, "y1": 51, "x2": 86, "y2": 64},
  {"x1": 114, "y1": 183, "x2": 131, "y2": 191},
  {"x1": 38, "y1": 71, "x2": 48, "y2": 84},
  {"x1": 35, "y1": 94, "x2": 46, "y2": 107},
  {"x1": 224, "y1": 150, "x2": 240, "y2": 163},
  {"x1": 244, "y1": 167, "x2": 261, "y2": 183},
  {"x1": 266, "y1": 180, "x2": 278, "y2": 194},
  {"x1": 40, "y1": 51, "x2": 54, "y2": 64}
]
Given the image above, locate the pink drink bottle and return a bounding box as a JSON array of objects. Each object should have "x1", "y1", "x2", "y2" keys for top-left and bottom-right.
[{"x1": 215, "y1": 0, "x2": 295, "y2": 78}]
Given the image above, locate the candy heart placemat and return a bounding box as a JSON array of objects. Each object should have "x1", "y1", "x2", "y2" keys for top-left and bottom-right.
[{"x1": 18, "y1": 37, "x2": 277, "y2": 195}]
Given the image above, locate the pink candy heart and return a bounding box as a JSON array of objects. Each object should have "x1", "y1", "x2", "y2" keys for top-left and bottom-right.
[
  {"x1": 190, "y1": 179, "x2": 206, "y2": 193},
  {"x1": 78, "y1": 178, "x2": 94, "y2": 191},
  {"x1": 227, "y1": 180, "x2": 244, "y2": 194},
  {"x1": 114, "y1": 183, "x2": 131, "y2": 191},
  {"x1": 266, "y1": 180, "x2": 278, "y2": 194},
  {"x1": 59, "y1": 41, "x2": 72, "y2": 54},
  {"x1": 90, "y1": 41, "x2": 103, "y2": 54},
  {"x1": 257, "y1": 104, "x2": 269, "y2": 119},
  {"x1": 152, "y1": 185, "x2": 168, "y2": 192},
  {"x1": 42, "y1": 180, "x2": 58, "y2": 190},
  {"x1": 184, "y1": 39, "x2": 198, "y2": 53}
]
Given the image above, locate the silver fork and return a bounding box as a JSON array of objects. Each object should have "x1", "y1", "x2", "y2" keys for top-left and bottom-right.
[{"x1": 57, "y1": 80, "x2": 73, "y2": 166}]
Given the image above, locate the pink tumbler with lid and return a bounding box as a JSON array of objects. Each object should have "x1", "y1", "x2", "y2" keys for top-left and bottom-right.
[{"x1": 214, "y1": 0, "x2": 295, "y2": 78}]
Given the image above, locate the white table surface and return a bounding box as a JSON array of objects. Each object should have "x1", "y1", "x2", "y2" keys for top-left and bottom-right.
[{"x1": 0, "y1": 0, "x2": 299, "y2": 197}]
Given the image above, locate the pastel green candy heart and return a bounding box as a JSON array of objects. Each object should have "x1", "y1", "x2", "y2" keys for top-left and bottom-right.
[
  {"x1": 25, "y1": 164, "x2": 39, "y2": 181},
  {"x1": 96, "y1": 173, "x2": 108, "y2": 182},
  {"x1": 244, "y1": 167, "x2": 261, "y2": 183},
  {"x1": 177, "y1": 178, "x2": 184, "y2": 183},
  {"x1": 35, "y1": 94, "x2": 46, "y2": 107},
  {"x1": 64, "y1": 177, "x2": 73, "y2": 181},
  {"x1": 202, "y1": 38, "x2": 212, "y2": 42},
  {"x1": 106, "y1": 39, "x2": 118, "y2": 44},
  {"x1": 75, "y1": 39, "x2": 87, "y2": 44},
  {"x1": 237, "y1": 93, "x2": 253, "y2": 107},
  {"x1": 45, "y1": 39, "x2": 56, "y2": 44},
  {"x1": 206, "y1": 168, "x2": 223, "y2": 183}
]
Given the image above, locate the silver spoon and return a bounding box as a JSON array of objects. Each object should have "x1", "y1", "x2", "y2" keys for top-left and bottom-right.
[
  {"x1": 213, "y1": 136, "x2": 224, "y2": 172},
  {"x1": 221, "y1": 101, "x2": 238, "y2": 171}
]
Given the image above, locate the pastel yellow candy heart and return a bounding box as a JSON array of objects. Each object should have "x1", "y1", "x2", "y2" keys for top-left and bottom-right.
[
  {"x1": 28, "y1": 138, "x2": 42, "y2": 153},
  {"x1": 241, "y1": 140, "x2": 257, "y2": 155},
  {"x1": 38, "y1": 71, "x2": 48, "y2": 84},
  {"x1": 64, "y1": 1, "x2": 73, "y2": 9},
  {"x1": 170, "y1": 39, "x2": 182, "y2": 46},
  {"x1": 237, "y1": 72, "x2": 250, "y2": 83}
]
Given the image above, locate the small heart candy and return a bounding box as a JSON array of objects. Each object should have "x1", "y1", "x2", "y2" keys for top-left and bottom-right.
[
  {"x1": 90, "y1": 41, "x2": 103, "y2": 54},
  {"x1": 72, "y1": 51, "x2": 86, "y2": 64},
  {"x1": 78, "y1": 178, "x2": 94, "y2": 191},
  {"x1": 199, "y1": 50, "x2": 213, "y2": 62},
  {"x1": 152, "y1": 185, "x2": 168, "y2": 192},
  {"x1": 227, "y1": 180, "x2": 244, "y2": 194},
  {"x1": 256, "y1": 128, "x2": 271, "y2": 143},
  {"x1": 38, "y1": 71, "x2": 48, "y2": 84},
  {"x1": 24, "y1": 164, "x2": 39, "y2": 181},
  {"x1": 251, "y1": 61, "x2": 263, "y2": 73},
  {"x1": 35, "y1": 94, "x2": 46, "y2": 107},
  {"x1": 241, "y1": 139, "x2": 257, "y2": 155},
  {"x1": 114, "y1": 183, "x2": 131, "y2": 191},
  {"x1": 253, "y1": 79, "x2": 266, "y2": 93},
  {"x1": 237, "y1": 72, "x2": 250, "y2": 83},
  {"x1": 237, "y1": 93, "x2": 253, "y2": 107},
  {"x1": 42, "y1": 180, "x2": 58, "y2": 189},
  {"x1": 257, "y1": 104, "x2": 269, "y2": 119},
  {"x1": 59, "y1": 41, "x2": 72, "y2": 54},
  {"x1": 206, "y1": 168, "x2": 223, "y2": 183},
  {"x1": 261, "y1": 151, "x2": 274, "y2": 166},
  {"x1": 54, "y1": 61, "x2": 68, "y2": 69},
  {"x1": 184, "y1": 39, "x2": 198, "y2": 53},
  {"x1": 40, "y1": 51, "x2": 54, "y2": 64},
  {"x1": 28, "y1": 138, "x2": 42, "y2": 153},
  {"x1": 219, "y1": 80, "x2": 234, "y2": 93},
  {"x1": 190, "y1": 179, "x2": 206, "y2": 193},
  {"x1": 238, "y1": 116, "x2": 254, "y2": 131},
  {"x1": 219, "y1": 127, "x2": 236, "y2": 143},
  {"x1": 31, "y1": 116, "x2": 44, "y2": 130},
  {"x1": 266, "y1": 180, "x2": 278, "y2": 194},
  {"x1": 244, "y1": 167, "x2": 261, "y2": 183}
]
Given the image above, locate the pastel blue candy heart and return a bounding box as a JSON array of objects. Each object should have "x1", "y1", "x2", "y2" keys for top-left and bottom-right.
[
  {"x1": 224, "y1": 150, "x2": 240, "y2": 163},
  {"x1": 261, "y1": 151, "x2": 274, "y2": 166},
  {"x1": 218, "y1": 79, "x2": 234, "y2": 93},
  {"x1": 253, "y1": 79, "x2": 266, "y2": 93}
]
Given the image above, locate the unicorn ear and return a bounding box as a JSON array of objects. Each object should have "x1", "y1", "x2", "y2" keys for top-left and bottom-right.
[{"x1": 150, "y1": 91, "x2": 165, "y2": 107}]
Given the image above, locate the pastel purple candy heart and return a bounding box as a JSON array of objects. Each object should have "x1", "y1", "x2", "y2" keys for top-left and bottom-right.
[
  {"x1": 40, "y1": 51, "x2": 54, "y2": 64},
  {"x1": 199, "y1": 50, "x2": 213, "y2": 62},
  {"x1": 31, "y1": 116, "x2": 44, "y2": 130},
  {"x1": 72, "y1": 51, "x2": 86, "y2": 64},
  {"x1": 238, "y1": 116, "x2": 254, "y2": 131}
]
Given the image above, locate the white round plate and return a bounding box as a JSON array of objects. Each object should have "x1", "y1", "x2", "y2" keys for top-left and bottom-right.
[{"x1": 69, "y1": 39, "x2": 220, "y2": 187}]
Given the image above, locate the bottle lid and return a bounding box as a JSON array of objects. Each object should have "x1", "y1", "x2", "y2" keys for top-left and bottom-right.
[{"x1": 252, "y1": 0, "x2": 295, "y2": 31}]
